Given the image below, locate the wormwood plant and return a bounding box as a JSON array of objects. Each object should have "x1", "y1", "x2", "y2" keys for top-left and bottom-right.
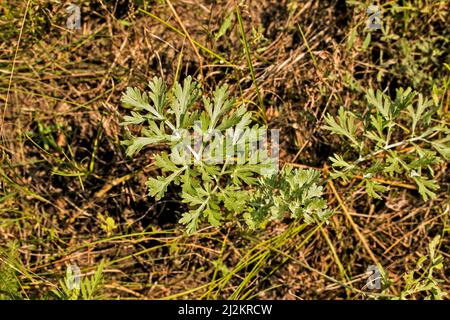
[
  {"x1": 396, "y1": 235, "x2": 447, "y2": 300},
  {"x1": 376, "y1": 235, "x2": 447, "y2": 300},
  {"x1": 245, "y1": 167, "x2": 332, "y2": 229},
  {"x1": 120, "y1": 77, "x2": 330, "y2": 233},
  {"x1": 52, "y1": 262, "x2": 105, "y2": 300},
  {"x1": 323, "y1": 88, "x2": 449, "y2": 200}
]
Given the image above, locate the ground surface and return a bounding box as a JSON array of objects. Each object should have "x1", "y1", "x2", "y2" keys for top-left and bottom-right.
[{"x1": 0, "y1": 0, "x2": 449, "y2": 299}]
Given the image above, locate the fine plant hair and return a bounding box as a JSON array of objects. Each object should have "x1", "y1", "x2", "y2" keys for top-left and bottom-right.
[
  {"x1": 120, "y1": 77, "x2": 331, "y2": 233},
  {"x1": 323, "y1": 87, "x2": 449, "y2": 201}
]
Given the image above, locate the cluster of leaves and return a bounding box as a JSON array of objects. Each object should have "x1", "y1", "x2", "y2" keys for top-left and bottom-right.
[
  {"x1": 120, "y1": 77, "x2": 330, "y2": 233},
  {"x1": 378, "y1": 1, "x2": 449, "y2": 91},
  {"x1": 244, "y1": 167, "x2": 331, "y2": 230},
  {"x1": 323, "y1": 87, "x2": 449, "y2": 200},
  {"x1": 52, "y1": 262, "x2": 105, "y2": 300},
  {"x1": 376, "y1": 235, "x2": 447, "y2": 300},
  {"x1": 396, "y1": 235, "x2": 447, "y2": 300},
  {"x1": 0, "y1": 241, "x2": 105, "y2": 300},
  {"x1": 0, "y1": 242, "x2": 22, "y2": 300},
  {"x1": 346, "y1": 1, "x2": 449, "y2": 92}
]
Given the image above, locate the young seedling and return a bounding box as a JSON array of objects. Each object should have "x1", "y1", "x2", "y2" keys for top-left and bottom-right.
[{"x1": 120, "y1": 77, "x2": 331, "y2": 233}]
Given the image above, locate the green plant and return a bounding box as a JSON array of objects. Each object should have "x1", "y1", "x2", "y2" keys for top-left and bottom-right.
[
  {"x1": 120, "y1": 77, "x2": 330, "y2": 233},
  {"x1": 346, "y1": 1, "x2": 449, "y2": 92},
  {"x1": 52, "y1": 262, "x2": 105, "y2": 300},
  {"x1": 375, "y1": 235, "x2": 447, "y2": 300},
  {"x1": 366, "y1": 235, "x2": 447, "y2": 300},
  {"x1": 245, "y1": 167, "x2": 331, "y2": 230},
  {"x1": 323, "y1": 87, "x2": 449, "y2": 200},
  {"x1": 396, "y1": 235, "x2": 447, "y2": 300},
  {"x1": 379, "y1": 1, "x2": 449, "y2": 91},
  {"x1": 0, "y1": 242, "x2": 22, "y2": 300}
]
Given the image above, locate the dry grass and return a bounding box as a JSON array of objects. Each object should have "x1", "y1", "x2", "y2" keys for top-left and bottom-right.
[{"x1": 0, "y1": 0, "x2": 448, "y2": 299}]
